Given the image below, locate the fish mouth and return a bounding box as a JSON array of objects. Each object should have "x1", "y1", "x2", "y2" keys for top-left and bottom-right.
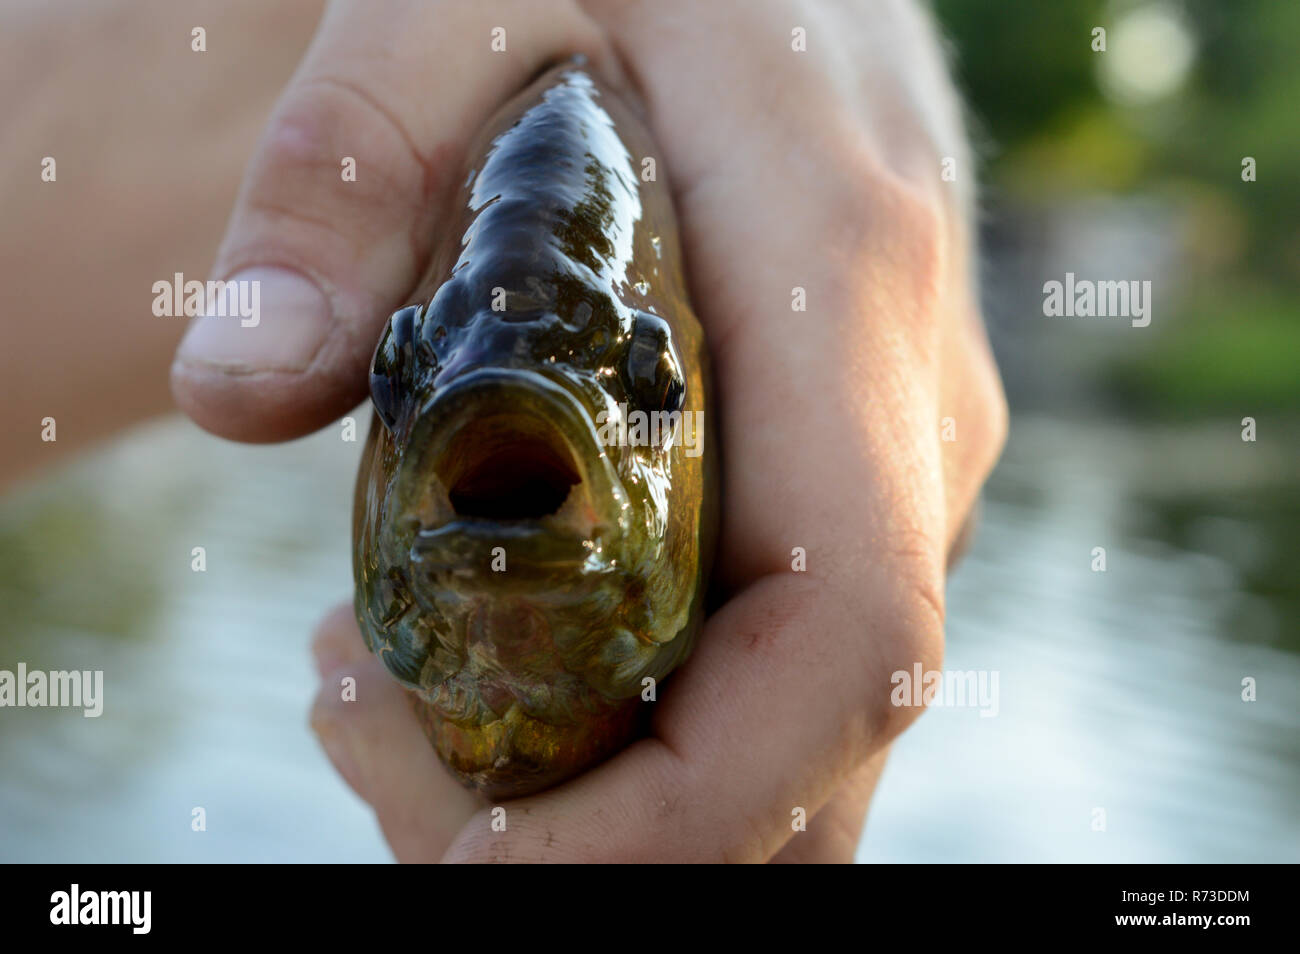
[{"x1": 401, "y1": 369, "x2": 628, "y2": 587}]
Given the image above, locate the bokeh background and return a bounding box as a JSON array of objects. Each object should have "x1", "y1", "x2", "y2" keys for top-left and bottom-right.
[{"x1": 2, "y1": 0, "x2": 1297, "y2": 861}]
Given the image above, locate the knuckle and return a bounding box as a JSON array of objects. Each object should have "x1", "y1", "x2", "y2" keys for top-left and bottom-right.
[
  {"x1": 833, "y1": 159, "x2": 946, "y2": 281},
  {"x1": 978, "y1": 361, "x2": 1010, "y2": 473},
  {"x1": 951, "y1": 338, "x2": 1010, "y2": 488},
  {"x1": 217, "y1": 76, "x2": 439, "y2": 300},
  {"x1": 818, "y1": 161, "x2": 948, "y2": 367},
  {"x1": 247, "y1": 74, "x2": 432, "y2": 237},
  {"x1": 858, "y1": 567, "x2": 947, "y2": 744},
  {"x1": 893, "y1": 573, "x2": 947, "y2": 673}
]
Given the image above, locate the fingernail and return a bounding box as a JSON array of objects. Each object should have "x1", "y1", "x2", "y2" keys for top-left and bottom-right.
[{"x1": 176, "y1": 266, "x2": 329, "y2": 372}]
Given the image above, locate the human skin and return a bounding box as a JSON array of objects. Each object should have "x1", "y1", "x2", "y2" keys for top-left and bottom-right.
[
  {"x1": 0, "y1": 0, "x2": 324, "y2": 489},
  {"x1": 5, "y1": 0, "x2": 1006, "y2": 862}
]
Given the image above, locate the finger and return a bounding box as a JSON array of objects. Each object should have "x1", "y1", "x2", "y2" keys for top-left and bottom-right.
[
  {"x1": 946, "y1": 499, "x2": 979, "y2": 571},
  {"x1": 436, "y1": 571, "x2": 942, "y2": 863},
  {"x1": 172, "y1": 0, "x2": 619, "y2": 442},
  {"x1": 936, "y1": 294, "x2": 1007, "y2": 550},
  {"x1": 310, "y1": 601, "x2": 372, "y2": 677},
  {"x1": 309, "y1": 603, "x2": 481, "y2": 862},
  {"x1": 769, "y1": 749, "x2": 889, "y2": 864}
]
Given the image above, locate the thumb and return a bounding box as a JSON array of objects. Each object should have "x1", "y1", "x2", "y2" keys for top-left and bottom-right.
[{"x1": 171, "y1": 0, "x2": 617, "y2": 442}]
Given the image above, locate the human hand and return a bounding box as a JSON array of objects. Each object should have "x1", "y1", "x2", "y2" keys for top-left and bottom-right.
[{"x1": 172, "y1": 0, "x2": 1007, "y2": 862}]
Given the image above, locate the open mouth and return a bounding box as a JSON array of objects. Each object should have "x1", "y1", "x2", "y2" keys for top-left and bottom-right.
[
  {"x1": 402, "y1": 369, "x2": 627, "y2": 582},
  {"x1": 438, "y1": 414, "x2": 581, "y2": 521}
]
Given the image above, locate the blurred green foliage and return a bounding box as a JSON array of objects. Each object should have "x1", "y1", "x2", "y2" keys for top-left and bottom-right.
[
  {"x1": 1106, "y1": 284, "x2": 1298, "y2": 412},
  {"x1": 0, "y1": 495, "x2": 159, "y2": 654},
  {"x1": 1138, "y1": 485, "x2": 1300, "y2": 651},
  {"x1": 933, "y1": 0, "x2": 1300, "y2": 413},
  {"x1": 934, "y1": 0, "x2": 1109, "y2": 147}
]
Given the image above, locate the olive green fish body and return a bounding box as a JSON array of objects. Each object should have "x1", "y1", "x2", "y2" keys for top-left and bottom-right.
[{"x1": 352, "y1": 64, "x2": 715, "y2": 798}]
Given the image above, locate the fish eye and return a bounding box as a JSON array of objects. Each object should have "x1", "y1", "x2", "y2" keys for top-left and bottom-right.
[
  {"x1": 370, "y1": 304, "x2": 422, "y2": 433},
  {"x1": 624, "y1": 310, "x2": 686, "y2": 419}
]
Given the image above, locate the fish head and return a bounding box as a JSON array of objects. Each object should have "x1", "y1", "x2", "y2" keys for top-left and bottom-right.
[{"x1": 353, "y1": 263, "x2": 711, "y2": 791}]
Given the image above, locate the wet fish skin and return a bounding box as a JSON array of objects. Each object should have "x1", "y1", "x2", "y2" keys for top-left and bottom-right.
[{"x1": 352, "y1": 63, "x2": 716, "y2": 799}]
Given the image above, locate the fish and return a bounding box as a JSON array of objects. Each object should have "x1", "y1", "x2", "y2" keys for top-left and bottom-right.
[{"x1": 351, "y1": 62, "x2": 717, "y2": 799}]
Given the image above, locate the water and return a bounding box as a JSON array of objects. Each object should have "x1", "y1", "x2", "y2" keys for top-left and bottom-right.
[
  {"x1": 1, "y1": 413, "x2": 1296, "y2": 862},
  {"x1": 861, "y1": 417, "x2": 1299, "y2": 862},
  {"x1": 0, "y1": 419, "x2": 388, "y2": 862}
]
